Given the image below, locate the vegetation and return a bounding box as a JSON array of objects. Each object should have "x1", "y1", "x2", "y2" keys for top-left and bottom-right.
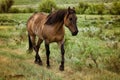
[
  {"x1": 0, "y1": 0, "x2": 120, "y2": 80},
  {"x1": 75, "y1": 2, "x2": 88, "y2": 14},
  {"x1": 13, "y1": 0, "x2": 120, "y2": 5},
  {"x1": 0, "y1": 0, "x2": 120, "y2": 15},
  {"x1": 110, "y1": 2, "x2": 120, "y2": 15},
  {"x1": 75, "y1": 1, "x2": 120, "y2": 15},
  {"x1": 14, "y1": 0, "x2": 40, "y2": 5},
  {"x1": 39, "y1": 0, "x2": 57, "y2": 13},
  {"x1": 0, "y1": 13, "x2": 32, "y2": 25},
  {"x1": 0, "y1": 0, "x2": 14, "y2": 13},
  {"x1": 55, "y1": 0, "x2": 120, "y2": 4},
  {"x1": 0, "y1": 13, "x2": 120, "y2": 80}
]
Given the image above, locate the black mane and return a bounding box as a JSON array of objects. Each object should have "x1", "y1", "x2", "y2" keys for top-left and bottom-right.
[{"x1": 45, "y1": 9, "x2": 67, "y2": 25}]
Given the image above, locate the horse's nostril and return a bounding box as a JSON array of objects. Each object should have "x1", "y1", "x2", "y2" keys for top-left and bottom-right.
[{"x1": 72, "y1": 31, "x2": 78, "y2": 36}]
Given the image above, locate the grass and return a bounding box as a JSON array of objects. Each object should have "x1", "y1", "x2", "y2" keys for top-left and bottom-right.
[
  {"x1": 0, "y1": 13, "x2": 32, "y2": 22},
  {"x1": 14, "y1": 0, "x2": 40, "y2": 5},
  {"x1": 14, "y1": 0, "x2": 120, "y2": 5},
  {"x1": 12, "y1": 0, "x2": 120, "y2": 10},
  {"x1": 0, "y1": 14, "x2": 120, "y2": 80},
  {"x1": 0, "y1": 26, "x2": 62, "y2": 80},
  {"x1": 0, "y1": 55, "x2": 62, "y2": 80}
]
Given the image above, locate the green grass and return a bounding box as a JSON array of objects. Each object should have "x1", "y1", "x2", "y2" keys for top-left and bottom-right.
[
  {"x1": 1, "y1": 0, "x2": 120, "y2": 79},
  {"x1": 0, "y1": 13, "x2": 32, "y2": 26},
  {"x1": 14, "y1": 0, "x2": 120, "y2": 5},
  {"x1": 0, "y1": 14, "x2": 120, "y2": 80},
  {"x1": 12, "y1": 0, "x2": 120, "y2": 10},
  {"x1": 14, "y1": 0, "x2": 40, "y2": 5}
]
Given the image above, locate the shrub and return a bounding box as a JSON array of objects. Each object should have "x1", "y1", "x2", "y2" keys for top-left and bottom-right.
[
  {"x1": 85, "y1": 4, "x2": 96, "y2": 14},
  {"x1": 110, "y1": 2, "x2": 120, "y2": 15},
  {"x1": 76, "y1": 2, "x2": 88, "y2": 14},
  {"x1": 38, "y1": 0, "x2": 57, "y2": 13},
  {"x1": 76, "y1": 2, "x2": 105, "y2": 15},
  {"x1": 104, "y1": 52, "x2": 120, "y2": 74},
  {"x1": 0, "y1": 0, "x2": 14, "y2": 13},
  {"x1": 22, "y1": 7, "x2": 35, "y2": 13},
  {"x1": 9, "y1": 7, "x2": 20, "y2": 13},
  {"x1": 9, "y1": 7, "x2": 35, "y2": 13},
  {"x1": 95, "y1": 3, "x2": 105, "y2": 15},
  {"x1": 0, "y1": 16, "x2": 15, "y2": 25}
]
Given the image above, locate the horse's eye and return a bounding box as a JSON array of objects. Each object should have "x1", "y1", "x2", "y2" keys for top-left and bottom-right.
[{"x1": 69, "y1": 18, "x2": 72, "y2": 21}]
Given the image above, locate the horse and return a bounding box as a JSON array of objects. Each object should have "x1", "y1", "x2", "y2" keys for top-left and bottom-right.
[{"x1": 26, "y1": 7, "x2": 78, "y2": 71}]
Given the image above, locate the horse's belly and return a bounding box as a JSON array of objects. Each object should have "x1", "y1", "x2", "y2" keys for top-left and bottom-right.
[
  {"x1": 45, "y1": 35, "x2": 64, "y2": 43},
  {"x1": 42, "y1": 26, "x2": 64, "y2": 43}
]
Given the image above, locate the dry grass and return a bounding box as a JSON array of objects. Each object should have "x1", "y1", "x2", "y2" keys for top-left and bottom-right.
[{"x1": 0, "y1": 14, "x2": 120, "y2": 80}]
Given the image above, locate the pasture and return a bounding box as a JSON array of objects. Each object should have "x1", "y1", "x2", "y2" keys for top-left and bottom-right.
[
  {"x1": 0, "y1": 13, "x2": 120, "y2": 80},
  {"x1": 0, "y1": 0, "x2": 120, "y2": 80}
]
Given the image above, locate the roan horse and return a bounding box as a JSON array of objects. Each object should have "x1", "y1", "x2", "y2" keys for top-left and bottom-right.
[{"x1": 27, "y1": 7, "x2": 78, "y2": 71}]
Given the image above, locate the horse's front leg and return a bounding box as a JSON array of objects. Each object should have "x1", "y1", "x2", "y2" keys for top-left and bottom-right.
[
  {"x1": 59, "y1": 41, "x2": 65, "y2": 71},
  {"x1": 45, "y1": 42, "x2": 50, "y2": 68},
  {"x1": 34, "y1": 38, "x2": 43, "y2": 65}
]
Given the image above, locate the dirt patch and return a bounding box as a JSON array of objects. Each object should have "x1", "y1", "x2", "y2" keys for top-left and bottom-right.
[
  {"x1": 0, "y1": 56, "x2": 9, "y2": 63},
  {"x1": 0, "y1": 39, "x2": 5, "y2": 45},
  {"x1": 4, "y1": 74, "x2": 25, "y2": 80}
]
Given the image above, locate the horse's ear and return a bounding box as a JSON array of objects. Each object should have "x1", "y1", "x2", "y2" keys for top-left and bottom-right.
[
  {"x1": 73, "y1": 7, "x2": 75, "y2": 10},
  {"x1": 68, "y1": 7, "x2": 71, "y2": 10},
  {"x1": 68, "y1": 7, "x2": 71, "y2": 14}
]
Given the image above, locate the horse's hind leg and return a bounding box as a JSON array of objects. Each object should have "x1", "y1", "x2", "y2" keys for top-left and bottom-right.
[
  {"x1": 29, "y1": 35, "x2": 43, "y2": 65},
  {"x1": 27, "y1": 34, "x2": 33, "y2": 53},
  {"x1": 45, "y1": 42, "x2": 50, "y2": 68},
  {"x1": 34, "y1": 38, "x2": 43, "y2": 65}
]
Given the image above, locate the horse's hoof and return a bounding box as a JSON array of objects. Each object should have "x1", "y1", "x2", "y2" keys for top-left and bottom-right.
[
  {"x1": 34, "y1": 61, "x2": 43, "y2": 65},
  {"x1": 38, "y1": 61, "x2": 43, "y2": 65},
  {"x1": 47, "y1": 65, "x2": 50, "y2": 69},
  {"x1": 59, "y1": 65, "x2": 64, "y2": 71}
]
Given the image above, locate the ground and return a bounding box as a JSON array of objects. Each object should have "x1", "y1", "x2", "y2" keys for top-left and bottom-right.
[{"x1": 0, "y1": 13, "x2": 120, "y2": 80}]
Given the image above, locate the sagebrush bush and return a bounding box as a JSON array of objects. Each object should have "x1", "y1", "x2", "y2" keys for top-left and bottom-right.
[
  {"x1": 110, "y1": 2, "x2": 120, "y2": 15},
  {"x1": 75, "y1": 1, "x2": 120, "y2": 15},
  {"x1": 104, "y1": 52, "x2": 120, "y2": 74},
  {"x1": 38, "y1": 0, "x2": 57, "y2": 13},
  {"x1": 9, "y1": 7, "x2": 35, "y2": 13},
  {"x1": 9, "y1": 7, "x2": 20, "y2": 13},
  {"x1": 75, "y1": 2, "x2": 105, "y2": 15},
  {"x1": 75, "y1": 2, "x2": 89, "y2": 14},
  {"x1": 0, "y1": 0, "x2": 14, "y2": 13},
  {"x1": 22, "y1": 7, "x2": 35, "y2": 13},
  {"x1": 95, "y1": 3, "x2": 105, "y2": 15},
  {"x1": 85, "y1": 4, "x2": 96, "y2": 14}
]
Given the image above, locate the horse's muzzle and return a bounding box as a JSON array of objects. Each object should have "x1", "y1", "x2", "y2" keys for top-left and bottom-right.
[{"x1": 72, "y1": 30, "x2": 78, "y2": 36}]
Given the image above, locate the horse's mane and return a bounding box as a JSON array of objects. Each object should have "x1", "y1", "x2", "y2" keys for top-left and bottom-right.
[{"x1": 45, "y1": 9, "x2": 68, "y2": 25}]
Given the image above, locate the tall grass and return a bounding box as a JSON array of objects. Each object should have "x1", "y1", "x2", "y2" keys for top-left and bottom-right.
[
  {"x1": 14, "y1": 0, "x2": 40, "y2": 5},
  {"x1": 0, "y1": 14, "x2": 120, "y2": 80}
]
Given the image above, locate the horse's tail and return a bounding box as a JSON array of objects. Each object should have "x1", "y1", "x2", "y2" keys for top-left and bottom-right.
[{"x1": 27, "y1": 34, "x2": 33, "y2": 53}]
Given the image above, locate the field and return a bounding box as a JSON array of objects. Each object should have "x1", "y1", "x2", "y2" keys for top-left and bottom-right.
[
  {"x1": 0, "y1": 13, "x2": 120, "y2": 80},
  {"x1": 0, "y1": 0, "x2": 120, "y2": 80},
  {"x1": 13, "y1": 0, "x2": 120, "y2": 9},
  {"x1": 14, "y1": 0, "x2": 120, "y2": 5}
]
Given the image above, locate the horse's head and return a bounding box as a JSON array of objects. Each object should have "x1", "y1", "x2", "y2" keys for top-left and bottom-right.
[{"x1": 64, "y1": 7, "x2": 78, "y2": 36}]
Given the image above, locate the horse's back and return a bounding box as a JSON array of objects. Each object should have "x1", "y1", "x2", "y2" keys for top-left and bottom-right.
[
  {"x1": 27, "y1": 12, "x2": 47, "y2": 36},
  {"x1": 27, "y1": 12, "x2": 47, "y2": 27}
]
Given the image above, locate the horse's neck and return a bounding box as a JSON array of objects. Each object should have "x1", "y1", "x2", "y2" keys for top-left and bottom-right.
[{"x1": 53, "y1": 21, "x2": 64, "y2": 33}]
